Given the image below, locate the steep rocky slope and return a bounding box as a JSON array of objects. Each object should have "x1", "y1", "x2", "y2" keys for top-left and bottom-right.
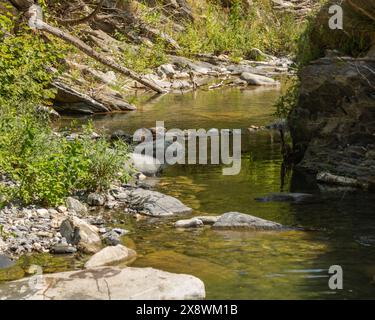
[{"x1": 289, "y1": 0, "x2": 375, "y2": 190}]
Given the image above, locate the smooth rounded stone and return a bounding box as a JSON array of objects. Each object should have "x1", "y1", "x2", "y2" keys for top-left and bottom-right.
[
  {"x1": 0, "y1": 255, "x2": 15, "y2": 269},
  {"x1": 66, "y1": 197, "x2": 88, "y2": 215},
  {"x1": 122, "y1": 188, "x2": 192, "y2": 217},
  {"x1": 50, "y1": 244, "x2": 77, "y2": 254},
  {"x1": 84, "y1": 245, "x2": 136, "y2": 268},
  {"x1": 175, "y1": 218, "x2": 204, "y2": 229},
  {"x1": 255, "y1": 192, "x2": 317, "y2": 204},
  {"x1": 0, "y1": 267, "x2": 205, "y2": 300},
  {"x1": 60, "y1": 217, "x2": 101, "y2": 254},
  {"x1": 240, "y1": 72, "x2": 279, "y2": 86},
  {"x1": 195, "y1": 216, "x2": 220, "y2": 225},
  {"x1": 129, "y1": 153, "x2": 163, "y2": 177},
  {"x1": 87, "y1": 193, "x2": 106, "y2": 207},
  {"x1": 212, "y1": 212, "x2": 284, "y2": 231}
]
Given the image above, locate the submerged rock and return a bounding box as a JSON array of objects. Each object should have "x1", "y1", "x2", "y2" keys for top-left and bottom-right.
[
  {"x1": 84, "y1": 245, "x2": 136, "y2": 268},
  {"x1": 0, "y1": 267, "x2": 206, "y2": 300},
  {"x1": 212, "y1": 212, "x2": 284, "y2": 230},
  {"x1": 0, "y1": 255, "x2": 14, "y2": 269},
  {"x1": 118, "y1": 188, "x2": 192, "y2": 217},
  {"x1": 50, "y1": 244, "x2": 77, "y2": 255},
  {"x1": 255, "y1": 193, "x2": 318, "y2": 204}
]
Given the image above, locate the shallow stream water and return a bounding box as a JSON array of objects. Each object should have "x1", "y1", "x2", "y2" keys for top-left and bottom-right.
[{"x1": 3, "y1": 87, "x2": 375, "y2": 299}]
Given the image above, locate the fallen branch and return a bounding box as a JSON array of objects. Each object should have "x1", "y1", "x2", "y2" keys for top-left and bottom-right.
[
  {"x1": 27, "y1": 4, "x2": 166, "y2": 94},
  {"x1": 56, "y1": 0, "x2": 105, "y2": 26}
]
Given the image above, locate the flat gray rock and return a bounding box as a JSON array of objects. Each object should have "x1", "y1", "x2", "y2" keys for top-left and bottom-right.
[
  {"x1": 212, "y1": 212, "x2": 284, "y2": 230},
  {"x1": 121, "y1": 188, "x2": 192, "y2": 217},
  {"x1": 0, "y1": 267, "x2": 206, "y2": 300},
  {"x1": 255, "y1": 193, "x2": 317, "y2": 203},
  {"x1": 240, "y1": 72, "x2": 279, "y2": 86}
]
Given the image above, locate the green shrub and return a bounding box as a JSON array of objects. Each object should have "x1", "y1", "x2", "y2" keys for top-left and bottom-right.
[
  {"x1": 274, "y1": 77, "x2": 300, "y2": 118},
  {"x1": 176, "y1": 0, "x2": 305, "y2": 59},
  {"x1": 0, "y1": 101, "x2": 131, "y2": 207}
]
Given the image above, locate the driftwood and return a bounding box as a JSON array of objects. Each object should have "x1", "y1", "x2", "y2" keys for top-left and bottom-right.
[{"x1": 56, "y1": 0, "x2": 106, "y2": 26}]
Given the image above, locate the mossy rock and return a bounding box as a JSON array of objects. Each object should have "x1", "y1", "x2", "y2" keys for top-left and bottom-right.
[{"x1": 298, "y1": 0, "x2": 375, "y2": 64}]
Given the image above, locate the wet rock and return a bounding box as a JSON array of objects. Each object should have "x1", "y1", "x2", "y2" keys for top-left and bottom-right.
[
  {"x1": 84, "y1": 245, "x2": 136, "y2": 268},
  {"x1": 66, "y1": 197, "x2": 87, "y2": 215},
  {"x1": 0, "y1": 255, "x2": 14, "y2": 269},
  {"x1": 120, "y1": 188, "x2": 192, "y2": 217},
  {"x1": 87, "y1": 193, "x2": 106, "y2": 207},
  {"x1": 212, "y1": 212, "x2": 284, "y2": 230},
  {"x1": 50, "y1": 244, "x2": 77, "y2": 255},
  {"x1": 0, "y1": 267, "x2": 205, "y2": 300},
  {"x1": 175, "y1": 218, "x2": 204, "y2": 229},
  {"x1": 255, "y1": 193, "x2": 317, "y2": 204},
  {"x1": 240, "y1": 72, "x2": 279, "y2": 86},
  {"x1": 60, "y1": 217, "x2": 101, "y2": 254}
]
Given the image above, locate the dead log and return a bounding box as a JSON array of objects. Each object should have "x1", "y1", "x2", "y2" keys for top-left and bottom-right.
[{"x1": 56, "y1": 0, "x2": 106, "y2": 26}]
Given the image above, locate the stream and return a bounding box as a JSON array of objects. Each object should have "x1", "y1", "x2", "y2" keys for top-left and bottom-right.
[{"x1": 4, "y1": 87, "x2": 375, "y2": 299}]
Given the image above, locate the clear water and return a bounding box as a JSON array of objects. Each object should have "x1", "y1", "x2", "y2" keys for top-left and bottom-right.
[{"x1": 4, "y1": 87, "x2": 375, "y2": 299}]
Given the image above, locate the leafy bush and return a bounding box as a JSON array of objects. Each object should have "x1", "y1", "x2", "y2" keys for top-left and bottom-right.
[
  {"x1": 0, "y1": 103, "x2": 131, "y2": 206},
  {"x1": 274, "y1": 78, "x2": 300, "y2": 118},
  {"x1": 0, "y1": 13, "x2": 66, "y2": 104},
  {"x1": 0, "y1": 10, "x2": 132, "y2": 206}
]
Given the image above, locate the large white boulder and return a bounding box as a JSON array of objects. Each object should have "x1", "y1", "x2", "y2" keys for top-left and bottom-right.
[{"x1": 0, "y1": 267, "x2": 206, "y2": 300}]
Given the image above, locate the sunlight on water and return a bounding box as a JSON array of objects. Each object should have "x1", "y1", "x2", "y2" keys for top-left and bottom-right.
[{"x1": 4, "y1": 88, "x2": 375, "y2": 299}]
